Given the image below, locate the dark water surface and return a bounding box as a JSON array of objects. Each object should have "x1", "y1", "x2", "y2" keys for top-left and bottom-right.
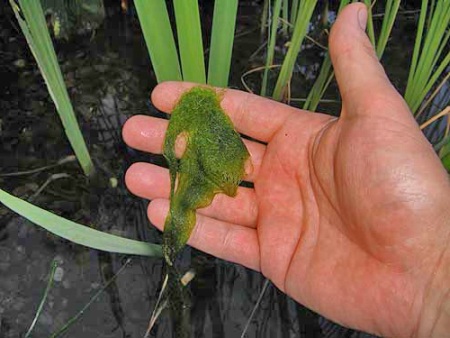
[{"x1": 0, "y1": 2, "x2": 445, "y2": 337}]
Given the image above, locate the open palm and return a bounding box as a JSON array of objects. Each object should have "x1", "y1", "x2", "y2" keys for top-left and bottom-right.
[{"x1": 123, "y1": 4, "x2": 450, "y2": 337}]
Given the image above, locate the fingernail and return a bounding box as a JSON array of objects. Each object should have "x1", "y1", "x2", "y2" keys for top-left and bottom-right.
[{"x1": 358, "y1": 7, "x2": 368, "y2": 30}]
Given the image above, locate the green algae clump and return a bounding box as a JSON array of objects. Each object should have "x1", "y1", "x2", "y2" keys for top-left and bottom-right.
[{"x1": 162, "y1": 86, "x2": 249, "y2": 265}]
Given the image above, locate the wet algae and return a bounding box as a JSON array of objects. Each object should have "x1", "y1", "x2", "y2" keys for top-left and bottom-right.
[
  {"x1": 162, "y1": 86, "x2": 249, "y2": 335},
  {"x1": 162, "y1": 86, "x2": 249, "y2": 264}
]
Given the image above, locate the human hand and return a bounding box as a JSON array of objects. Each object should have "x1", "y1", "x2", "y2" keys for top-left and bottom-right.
[{"x1": 123, "y1": 3, "x2": 450, "y2": 337}]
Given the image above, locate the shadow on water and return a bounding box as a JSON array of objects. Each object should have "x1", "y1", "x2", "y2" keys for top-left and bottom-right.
[{"x1": 0, "y1": 1, "x2": 445, "y2": 337}]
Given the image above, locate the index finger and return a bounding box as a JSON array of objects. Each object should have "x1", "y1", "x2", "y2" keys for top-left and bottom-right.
[{"x1": 151, "y1": 81, "x2": 305, "y2": 143}]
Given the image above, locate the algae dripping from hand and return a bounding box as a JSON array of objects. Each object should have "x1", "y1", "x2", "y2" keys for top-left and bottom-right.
[{"x1": 158, "y1": 86, "x2": 249, "y2": 336}]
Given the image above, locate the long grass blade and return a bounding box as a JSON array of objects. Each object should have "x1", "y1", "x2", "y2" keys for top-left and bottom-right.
[
  {"x1": 290, "y1": 0, "x2": 299, "y2": 31},
  {"x1": 11, "y1": 0, "x2": 94, "y2": 176},
  {"x1": 240, "y1": 279, "x2": 271, "y2": 338},
  {"x1": 0, "y1": 189, "x2": 162, "y2": 257},
  {"x1": 303, "y1": 57, "x2": 334, "y2": 111},
  {"x1": 411, "y1": 4, "x2": 447, "y2": 90},
  {"x1": 405, "y1": 0, "x2": 429, "y2": 105},
  {"x1": 261, "y1": 0, "x2": 270, "y2": 36},
  {"x1": 50, "y1": 258, "x2": 132, "y2": 337},
  {"x1": 405, "y1": 0, "x2": 450, "y2": 114},
  {"x1": 303, "y1": 0, "x2": 351, "y2": 111},
  {"x1": 364, "y1": 0, "x2": 376, "y2": 47},
  {"x1": 173, "y1": 0, "x2": 206, "y2": 83},
  {"x1": 261, "y1": 0, "x2": 283, "y2": 97},
  {"x1": 417, "y1": 71, "x2": 450, "y2": 118},
  {"x1": 281, "y1": 0, "x2": 289, "y2": 36},
  {"x1": 272, "y1": 0, "x2": 318, "y2": 101},
  {"x1": 134, "y1": 0, "x2": 182, "y2": 82},
  {"x1": 414, "y1": 52, "x2": 450, "y2": 113},
  {"x1": 376, "y1": 0, "x2": 401, "y2": 59},
  {"x1": 25, "y1": 260, "x2": 58, "y2": 338},
  {"x1": 207, "y1": 0, "x2": 239, "y2": 87}
]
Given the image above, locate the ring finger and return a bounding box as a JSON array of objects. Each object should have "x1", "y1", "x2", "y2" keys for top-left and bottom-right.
[{"x1": 125, "y1": 162, "x2": 258, "y2": 227}]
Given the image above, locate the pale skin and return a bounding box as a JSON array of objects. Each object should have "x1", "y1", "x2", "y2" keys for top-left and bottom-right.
[{"x1": 123, "y1": 4, "x2": 450, "y2": 337}]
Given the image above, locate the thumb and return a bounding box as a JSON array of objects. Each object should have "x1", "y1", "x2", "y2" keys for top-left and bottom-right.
[{"x1": 329, "y1": 3, "x2": 412, "y2": 121}]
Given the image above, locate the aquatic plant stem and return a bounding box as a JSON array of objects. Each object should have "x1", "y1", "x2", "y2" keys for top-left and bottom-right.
[
  {"x1": 25, "y1": 260, "x2": 58, "y2": 338},
  {"x1": 144, "y1": 269, "x2": 195, "y2": 338},
  {"x1": 0, "y1": 155, "x2": 75, "y2": 177},
  {"x1": 29, "y1": 173, "x2": 70, "y2": 202},
  {"x1": 49, "y1": 258, "x2": 132, "y2": 337},
  {"x1": 145, "y1": 274, "x2": 169, "y2": 338}
]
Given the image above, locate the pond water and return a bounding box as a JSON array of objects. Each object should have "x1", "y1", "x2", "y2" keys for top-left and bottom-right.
[{"x1": 0, "y1": 1, "x2": 446, "y2": 338}]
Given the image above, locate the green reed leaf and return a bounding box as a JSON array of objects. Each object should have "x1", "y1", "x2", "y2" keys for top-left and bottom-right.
[
  {"x1": 173, "y1": 0, "x2": 206, "y2": 83},
  {"x1": 272, "y1": 0, "x2": 318, "y2": 101},
  {"x1": 376, "y1": 0, "x2": 401, "y2": 59},
  {"x1": 405, "y1": 0, "x2": 450, "y2": 114},
  {"x1": 261, "y1": 0, "x2": 282, "y2": 97},
  {"x1": 303, "y1": 0, "x2": 351, "y2": 111},
  {"x1": 134, "y1": 0, "x2": 182, "y2": 82},
  {"x1": 0, "y1": 189, "x2": 162, "y2": 257},
  {"x1": 208, "y1": 0, "x2": 238, "y2": 87},
  {"x1": 11, "y1": 0, "x2": 94, "y2": 176}
]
